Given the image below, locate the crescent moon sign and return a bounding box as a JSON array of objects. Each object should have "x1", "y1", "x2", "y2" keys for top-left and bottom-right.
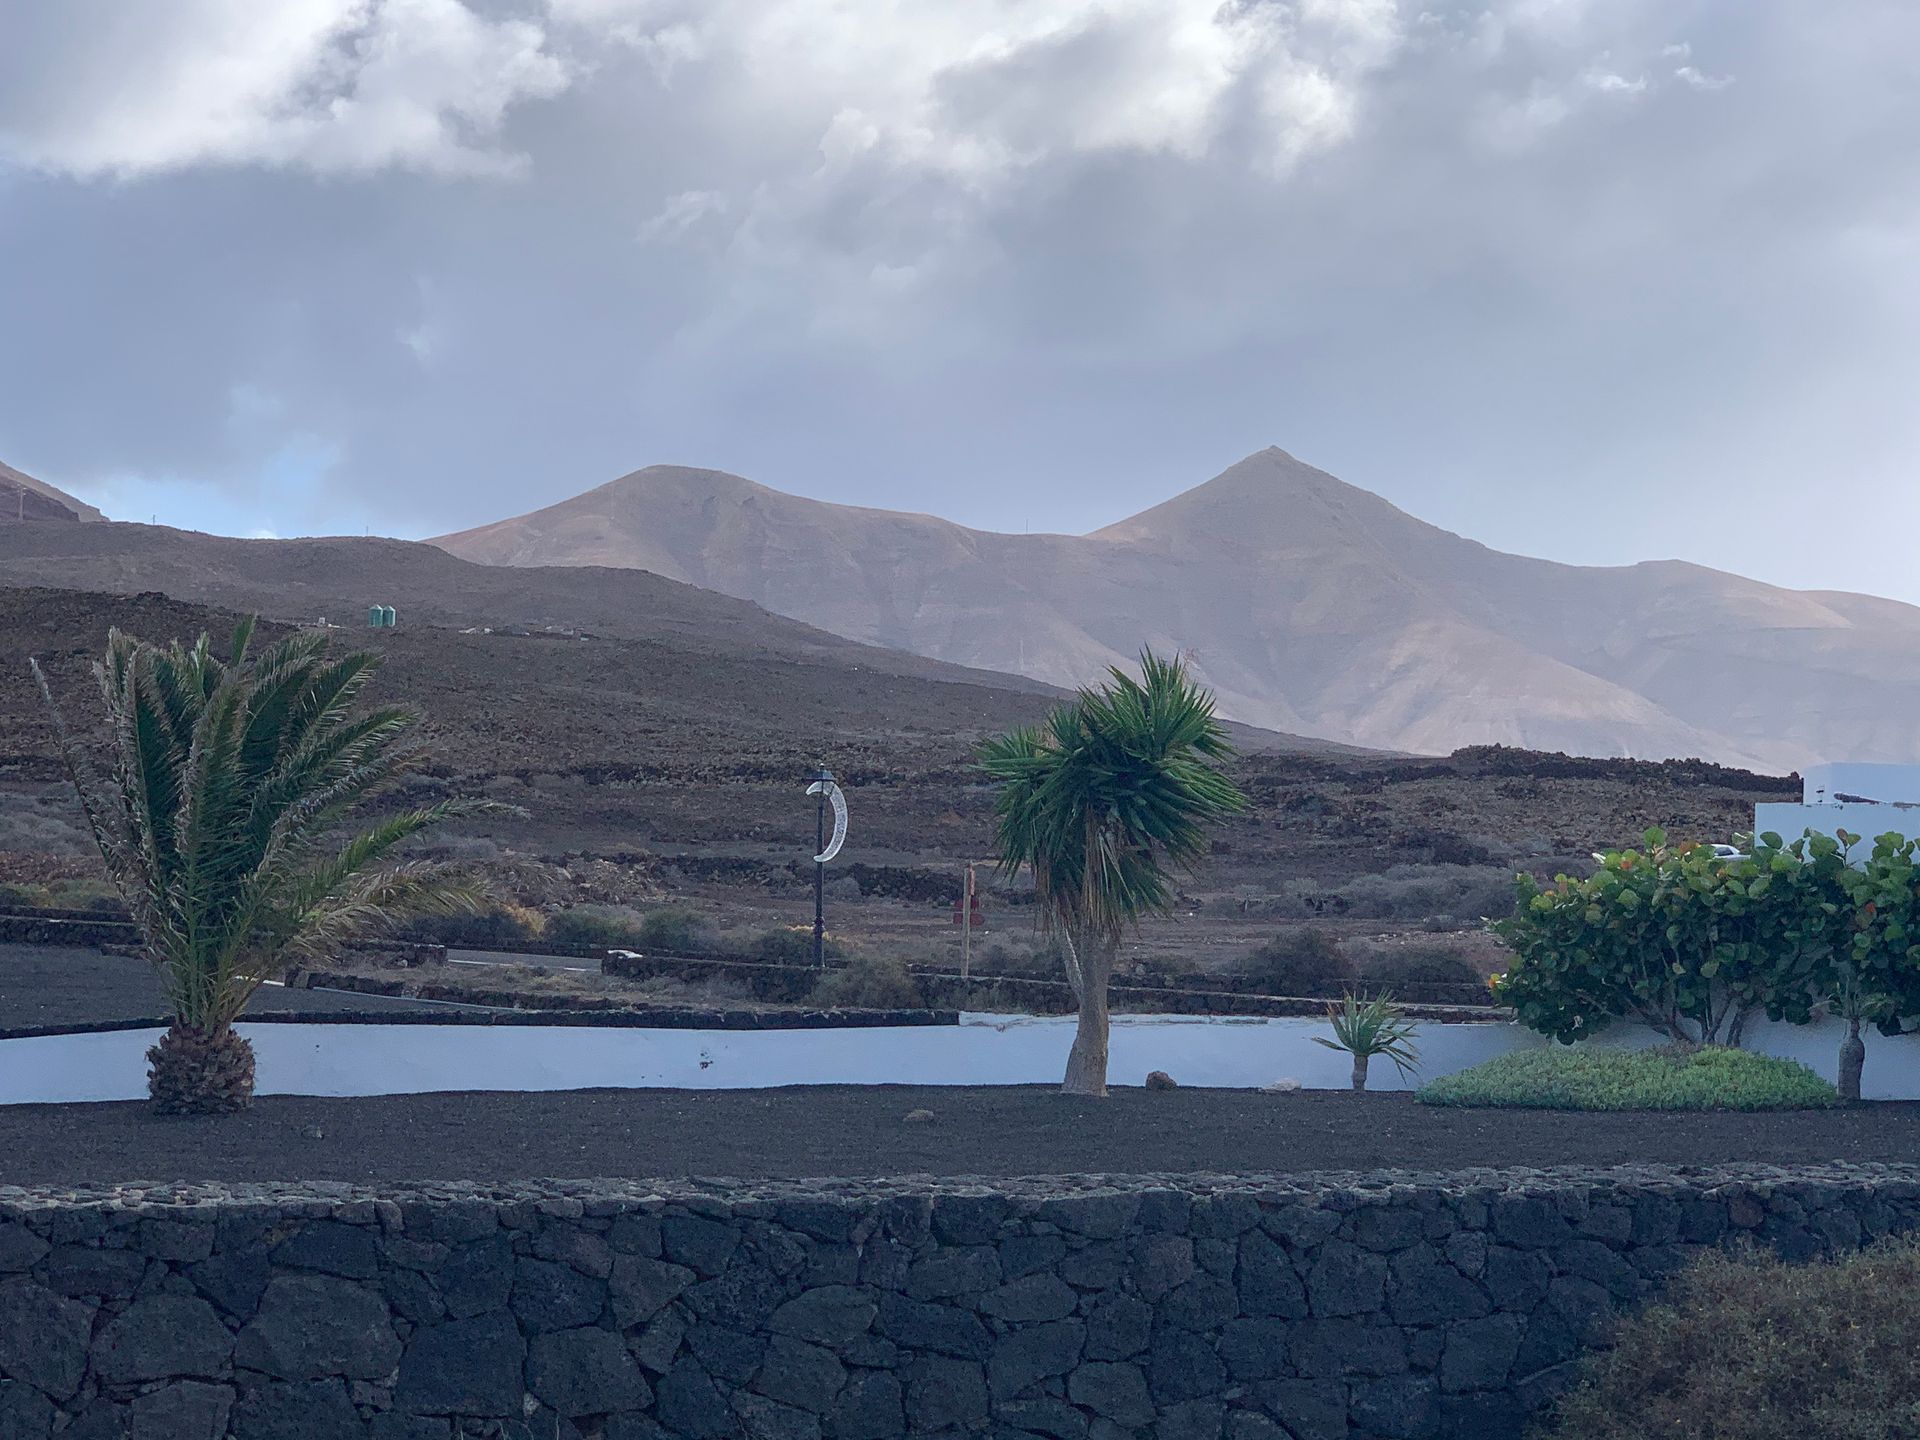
[{"x1": 807, "y1": 779, "x2": 849, "y2": 864}]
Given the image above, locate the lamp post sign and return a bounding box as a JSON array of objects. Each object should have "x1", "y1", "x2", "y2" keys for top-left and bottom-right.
[{"x1": 807, "y1": 768, "x2": 848, "y2": 967}]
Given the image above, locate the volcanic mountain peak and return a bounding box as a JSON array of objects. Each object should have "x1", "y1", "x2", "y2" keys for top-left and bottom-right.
[
  {"x1": 0, "y1": 460, "x2": 104, "y2": 523},
  {"x1": 430, "y1": 447, "x2": 1920, "y2": 769}
]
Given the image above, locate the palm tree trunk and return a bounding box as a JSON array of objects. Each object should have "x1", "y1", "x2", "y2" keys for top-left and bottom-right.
[
  {"x1": 147, "y1": 1023, "x2": 256, "y2": 1115},
  {"x1": 1062, "y1": 940, "x2": 1113, "y2": 1097},
  {"x1": 1351, "y1": 1053, "x2": 1370, "y2": 1092},
  {"x1": 1839, "y1": 1016, "x2": 1865, "y2": 1103}
]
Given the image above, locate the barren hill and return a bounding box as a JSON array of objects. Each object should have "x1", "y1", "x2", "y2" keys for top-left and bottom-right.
[
  {"x1": 435, "y1": 448, "x2": 1920, "y2": 769},
  {"x1": 0, "y1": 461, "x2": 103, "y2": 523}
]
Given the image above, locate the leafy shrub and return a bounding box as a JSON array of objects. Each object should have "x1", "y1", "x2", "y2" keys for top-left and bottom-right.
[
  {"x1": 1417, "y1": 1046, "x2": 1834, "y2": 1111},
  {"x1": 1491, "y1": 828, "x2": 1850, "y2": 1047},
  {"x1": 810, "y1": 955, "x2": 924, "y2": 1010},
  {"x1": 635, "y1": 907, "x2": 714, "y2": 954},
  {"x1": 752, "y1": 927, "x2": 843, "y2": 964},
  {"x1": 1235, "y1": 928, "x2": 1347, "y2": 996},
  {"x1": 1547, "y1": 1238, "x2": 1920, "y2": 1439},
  {"x1": 1355, "y1": 946, "x2": 1481, "y2": 989},
  {"x1": 399, "y1": 903, "x2": 542, "y2": 949},
  {"x1": 544, "y1": 907, "x2": 647, "y2": 951}
]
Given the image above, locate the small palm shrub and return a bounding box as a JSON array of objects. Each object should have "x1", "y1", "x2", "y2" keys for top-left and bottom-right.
[
  {"x1": 33, "y1": 620, "x2": 503, "y2": 1114},
  {"x1": 1547, "y1": 1239, "x2": 1920, "y2": 1439},
  {"x1": 1313, "y1": 991, "x2": 1420, "y2": 1091},
  {"x1": 1418, "y1": 1046, "x2": 1834, "y2": 1111}
]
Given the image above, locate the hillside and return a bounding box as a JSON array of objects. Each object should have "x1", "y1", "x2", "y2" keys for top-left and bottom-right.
[
  {"x1": 434, "y1": 448, "x2": 1920, "y2": 769},
  {"x1": 0, "y1": 460, "x2": 104, "y2": 523}
]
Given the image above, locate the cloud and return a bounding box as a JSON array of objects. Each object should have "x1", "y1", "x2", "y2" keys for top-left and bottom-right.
[
  {"x1": 0, "y1": 0, "x2": 570, "y2": 177},
  {"x1": 0, "y1": 0, "x2": 1918, "y2": 605}
]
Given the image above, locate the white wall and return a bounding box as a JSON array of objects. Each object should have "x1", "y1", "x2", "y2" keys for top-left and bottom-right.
[
  {"x1": 3, "y1": 1010, "x2": 1916, "y2": 1105},
  {"x1": 1754, "y1": 802, "x2": 1920, "y2": 857}
]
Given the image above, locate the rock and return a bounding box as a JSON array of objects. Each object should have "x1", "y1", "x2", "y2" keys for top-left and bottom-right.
[
  {"x1": 0, "y1": 1224, "x2": 51, "y2": 1272},
  {"x1": 610, "y1": 1254, "x2": 696, "y2": 1327},
  {"x1": 769, "y1": 1286, "x2": 876, "y2": 1345},
  {"x1": 1084, "y1": 1295, "x2": 1153, "y2": 1361},
  {"x1": 234, "y1": 1276, "x2": 400, "y2": 1381},
  {"x1": 904, "y1": 1354, "x2": 989, "y2": 1431},
  {"x1": 394, "y1": 1314, "x2": 526, "y2": 1416},
  {"x1": 988, "y1": 1319, "x2": 1085, "y2": 1400},
  {"x1": 903, "y1": 1109, "x2": 936, "y2": 1124},
  {"x1": 826, "y1": 1370, "x2": 903, "y2": 1440},
  {"x1": 1148, "y1": 1329, "x2": 1226, "y2": 1403},
  {"x1": 231, "y1": 1380, "x2": 362, "y2": 1440},
  {"x1": 731, "y1": 1390, "x2": 821, "y2": 1440},
  {"x1": 0, "y1": 1381, "x2": 56, "y2": 1440},
  {"x1": 1439, "y1": 1313, "x2": 1526, "y2": 1393},
  {"x1": 1216, "y1": 1319, "x2": 1291, "y2": 1381},
  {"x1": 271, "y1": 1221, "x2": 379, "y2": 1279},
  {"x1": 750, "y1": 1336, "x2": 845, "y2": 1413},
  {"x1": 661, "y1": 1214, "x2": 739, "y2": 1276},
  {"x1": 1305, "y1": 1240, "x2": 1388, "y2": 1317},
  {"x1": 1236, "y1": 1232, "x2": 1308, "y2": 1319},
  {"x1": 655, "y1": 1357, "x2": 735, "y2": 1439},
  {"x1": 1068, "y1": 1363, "x2": 1155, "y2": 1428},
  {"x1": 125, "y1": 1382, "x2": 233, "y2": 1440},
  {"x1": 980, "y1": 1273, "x2": 1079, "y2": 1323},
  {"x1": 527, "y1": 1326, "x2": 653, "y2": 1416},
  {"x1": 511, "y1": 1256, "x2": 606, "y2": 1332},
  {"x1": 1260, "y1": 1078, "x2": 1302, "y2": 1093},
  {"x1": 1350, "y1": 1375, "x2": 1437, "y2": 1440},
  {"x1": 93, "y1": 1295, "x2": 234, "y2": 1384},
  {"x1": 1145, "y1": 1071, "x2": 1178, "y2": 1090},
  {"x1": 0, "y1": 1279, "x2": 94, "y2": 1400}
]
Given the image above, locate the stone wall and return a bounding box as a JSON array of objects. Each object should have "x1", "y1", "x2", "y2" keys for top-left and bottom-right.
[{"x1": 0, "y1": 1164, "x2": 1915, "y2": 1440}]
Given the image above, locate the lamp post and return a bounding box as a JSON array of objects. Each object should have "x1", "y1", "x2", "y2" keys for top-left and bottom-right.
[
  {"x1": 813, "y1": 767, "x2": 831, "y2": 967},
  {"x1": 805, "y1": 768, "x2": 847, "y2": 969}
]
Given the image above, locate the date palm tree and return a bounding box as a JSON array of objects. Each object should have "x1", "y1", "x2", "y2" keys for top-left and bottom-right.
[
  {"x1": 980, "y1": 650, "x2": 1246, "y2": 1096},
  {"x1": 32, "y1": 618, "x2": 503, "y2": 1114}
]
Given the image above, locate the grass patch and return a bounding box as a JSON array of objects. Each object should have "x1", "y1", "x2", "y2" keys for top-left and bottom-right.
[
  {"x1": 1547, "y1": 1238, "x2": 1920, "y2": 1439},
  {"x1": 1417, "y1": 1045, "x2": 1834, "y2": 1112}
]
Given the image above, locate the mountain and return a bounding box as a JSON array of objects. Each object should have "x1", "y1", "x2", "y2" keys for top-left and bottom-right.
[
  {"x1": 434, "y1": 448, "x2": 1920, "y2": 770},
  {"x1": 0, "y1": 460, "x2": 104, "y2": 523}
]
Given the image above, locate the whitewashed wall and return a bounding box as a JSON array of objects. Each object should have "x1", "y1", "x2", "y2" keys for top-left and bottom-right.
[{"x1": 3, "y1": 1010, "x2": 1916, "y2": 1105}]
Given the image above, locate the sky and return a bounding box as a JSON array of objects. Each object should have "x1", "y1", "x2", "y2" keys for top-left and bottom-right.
[{"x1": 2, "y1": 1, "x2": 1917, "y2": 600}]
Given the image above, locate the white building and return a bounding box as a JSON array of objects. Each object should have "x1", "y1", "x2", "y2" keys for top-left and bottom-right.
[{"x1": 1755, "y1": 763, "x2": 1920, "y2": 860}]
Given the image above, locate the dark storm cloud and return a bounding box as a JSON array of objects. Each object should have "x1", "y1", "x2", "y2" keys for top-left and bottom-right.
[{"x1": 0, "y1": 0, "x2": 1916, "y2": 597}]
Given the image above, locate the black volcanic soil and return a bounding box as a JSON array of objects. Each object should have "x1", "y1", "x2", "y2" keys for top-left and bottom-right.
[
  {"x1": 0, "y1": 580, "x2": 1795, "y2": 979},
  {"x1": 0, "y1": 1086, "x2": 1908, "y2": 1186}
]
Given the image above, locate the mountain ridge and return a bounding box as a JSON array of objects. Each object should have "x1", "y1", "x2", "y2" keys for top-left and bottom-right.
[{"x1": 432, "y1": 447, "x2": 1920, "y2": 769}]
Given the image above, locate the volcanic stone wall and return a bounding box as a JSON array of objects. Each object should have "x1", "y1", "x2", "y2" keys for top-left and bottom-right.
[{"x1": 0, "y1": 1163, "x2": 1914, "y2": 1440}]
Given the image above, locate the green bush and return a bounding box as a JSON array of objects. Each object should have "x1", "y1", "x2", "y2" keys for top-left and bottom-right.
[
  {"x1": 1546, "y1": 1238, "x2": 1920, "y2": 1439},
  {"x1": 1235, "y1": 928, "x2": 1346, "y2": 995},
  {"x1": 399, "y1": 904, "x2": 540, "y2": 950},
  {"x1": 635, "y1": 907, "x2": 713, "y2": 954},
  {"x1": 752, "y1": 927, "x2": 842, "y2": 964},
  {"x1": 1417, "y1": 1046, "x2": 1834, "y2": 1112},
  {"x1": 1491, "y1": 828, "x2": 1849, "y2": 1047},
  {"x1": 544, "y1": 907, "x2": 647, "y2": 950},
  {"x1": 810, "y1": 955, "x2": 924, "y2": 1010}
]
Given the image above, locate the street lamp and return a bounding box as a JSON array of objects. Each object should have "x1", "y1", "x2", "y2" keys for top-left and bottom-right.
[{"x1": 806, "y1": 768, "x2": 848, "y2": 968}]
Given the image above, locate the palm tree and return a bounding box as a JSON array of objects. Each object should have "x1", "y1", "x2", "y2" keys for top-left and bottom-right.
[
  {"x1": 979, "y1": 651, "x2": 1246, "y2": 1096},
  {"x1": 32, "y1": 618, "x2": 504, "y2": 1114}
]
